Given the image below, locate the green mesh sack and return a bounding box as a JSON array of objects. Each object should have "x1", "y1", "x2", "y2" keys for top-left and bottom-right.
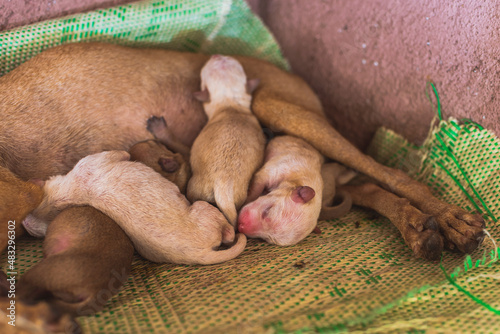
[{"x1": 1, "y1": 0, "x2": 499, "y2": 333}]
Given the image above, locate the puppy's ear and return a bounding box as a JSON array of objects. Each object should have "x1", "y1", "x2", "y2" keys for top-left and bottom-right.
[
  {"x1": 246, "y1": 78, "x2": 260, "y2": 94},
  {"x1": 291, "y1": 186, "x2": 315, "y2": 204},
  {"x1": 158, "y1": 157, "x2": 179, "y2": 173},
  {"x1": 193, "y1": 89, "x2": 210, "y2": 102}
]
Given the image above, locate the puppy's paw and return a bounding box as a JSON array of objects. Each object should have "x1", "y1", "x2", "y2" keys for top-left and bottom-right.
[
  {"x1": 146, "y1": 116, "x2": 167, "y2": 136},
  {"x1": 22, "y1": 214, "x2": 49, "y2": 238}
]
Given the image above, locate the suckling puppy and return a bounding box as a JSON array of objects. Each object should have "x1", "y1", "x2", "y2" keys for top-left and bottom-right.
[
  {"x1": 238, "y1": 135, "x2": 325, "y2": 246},
  {"x1": 187, "y1": 55, "x2": 265, "y2": 226},
  {"x1": 18, "y1": 206, "x2": 134, "y2": 316},
  {"x1": 27, "y1": 151, "x2": 246, "y2": 265},
  {"x1": 129, "y1": 137, "x2": 190, "y2": 194}
]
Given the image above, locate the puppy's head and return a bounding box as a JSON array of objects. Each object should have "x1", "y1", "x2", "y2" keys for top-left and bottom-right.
[
  {"x1": 129, "y1": 140, "x2": 190, "y2": 193},
  {"x1": 238, "y1": 182, "x2": 320, "y2": 246},
  {"x1": 194, "y1": 55, "x2": 259, "y2": 115}
]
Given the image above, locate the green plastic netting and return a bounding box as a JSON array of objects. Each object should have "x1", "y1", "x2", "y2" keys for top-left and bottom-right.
[{"x1": 1, "y1": 0, "x2": 499, "y2": 333}]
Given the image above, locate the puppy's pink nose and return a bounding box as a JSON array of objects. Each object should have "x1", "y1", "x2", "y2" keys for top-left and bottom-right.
[{"x1": 237, "y1": 209, "x2": 258, "y2": 236}]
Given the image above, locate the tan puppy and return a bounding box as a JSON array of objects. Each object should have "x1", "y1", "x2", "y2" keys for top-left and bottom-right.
[
  {"x1": 0, "y1": 42, "x2": 484, "y2": 260},
  {"x1": 18, "y1": 206, "x2": 134, "y2": 316},
  {"x1": 27, "y1": 151, "x2": 246, "y2": 265},
  {"x1": 187, "y1": 55, "x2": 265, "y2": 226},
  {"x1": 238, "y1": 136, "x2": 324, "y2": 245},
  {"x1": 0, "y1": 166, "x2": 44, "y2": 252},
  {"x1": 23, "y1": 134, "x2": 191, "y2": 237}
]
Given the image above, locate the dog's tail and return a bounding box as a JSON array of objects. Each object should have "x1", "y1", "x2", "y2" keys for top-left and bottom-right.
[
  {"x1": 214, "y1": 181, "x2": 238, "y2": 226},
  {"x1": 319, "y1": 189, "x2": 352, "y2": 220},
  {"x1": 198, "y1": 233, "x2": 247, "y2": 265},
  {"x1": 320, "y1": 163, "x2": 357, "y2": 220}
]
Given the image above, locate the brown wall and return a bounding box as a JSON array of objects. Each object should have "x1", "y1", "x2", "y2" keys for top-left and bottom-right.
[{"x1": 2, "y1": 0, "x2": 499, "y2": 149}]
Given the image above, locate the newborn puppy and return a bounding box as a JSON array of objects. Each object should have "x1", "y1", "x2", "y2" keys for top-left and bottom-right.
[
  {"x1": 129, "y1": 137, "x2": 190, "y2": 194},
  {"x1": 27, "y1": 151, "x2": 246, "y2": 265},
  {"x1": 238, "y1": 135, "x2": 325, "y2": 246},
  {"x1": 146, "y1": 115, "x2": 191, "y2": 162},
  {"x1": 187, "y1": 55, "x2": 265, "y2": 226},
  {"x1": 23, "y1": 135, "x2": 191, "y2": 236},
  {"x1": 0, "y1": 166, "x2": 44, "y2": 252},
  {"x1": 18, "y1": 206, "x2": 134, "y2": 316}
]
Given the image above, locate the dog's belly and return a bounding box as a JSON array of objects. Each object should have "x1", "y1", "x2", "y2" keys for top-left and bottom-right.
[
  {"x1": 0, "y1": 44, "x2": 209, "y2": 180},
  {"x1": 0, "y1": 96, "x2": 206, "y2": 180}
]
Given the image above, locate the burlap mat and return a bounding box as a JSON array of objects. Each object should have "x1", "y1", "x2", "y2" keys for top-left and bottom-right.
[{"x1": 1, "y1": 0, "x2": 498, "y2": 332}]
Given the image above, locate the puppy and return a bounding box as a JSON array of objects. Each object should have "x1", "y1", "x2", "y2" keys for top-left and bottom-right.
[
  {"x1": 187, "y1": 55, "x2": 265, "y2": 226},
  {"x1": 27, "y1": 151, "x2": 246, "y2": 265},
  {"x1": 238, "y1": 135, "x2": 325, "y2": 245},
  {"x1": 0, "y1": 166, "x2": 44, "y2": 252},
  {"x1": 18, "y1": 206, "x2": 134, "y2": 316},
  {"x1": 129, "y1": 137, "x2": 190, "y2": 194},
  {"x1": 23, "y1": 133, "x2": 192, "y2": 237}
]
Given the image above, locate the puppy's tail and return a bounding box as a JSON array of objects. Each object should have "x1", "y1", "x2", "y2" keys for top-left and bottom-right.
[
  {"x1": 319, "y1": 189, "x2": 352, "y2": 220},
  {"x1": 199, "y1": 233, "x2": 247, "y2": 265},
  {"x1": 214, "y1": 182, "x2": 238, "y2": 226}
]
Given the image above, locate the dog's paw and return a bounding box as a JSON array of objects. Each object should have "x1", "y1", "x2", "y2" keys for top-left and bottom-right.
[
  {"x1": 146, "y1": 115, "x2": 167, "y2": 136},
  {"x1": 397, "y1": 205, "x2": 444, "y2": 260},
  {"x1": 434, "y1": 206, "x2": 485, "y2": 254}
]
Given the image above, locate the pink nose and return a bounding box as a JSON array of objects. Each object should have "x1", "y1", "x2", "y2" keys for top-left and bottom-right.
[{"x1": 237, "y1": 209, "x2": 255, "y2": 235}]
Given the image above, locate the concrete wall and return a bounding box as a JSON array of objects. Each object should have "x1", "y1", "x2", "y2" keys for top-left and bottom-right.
[
  {"x1": 248, "y1": 0, "x2": 500, "y2": 148},
  {"x1": 2, "y1": 0, "x2": 499, "y2": 148}
]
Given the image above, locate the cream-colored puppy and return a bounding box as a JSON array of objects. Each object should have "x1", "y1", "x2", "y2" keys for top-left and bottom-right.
[
  {"x1": 26, "y1": 151, "x2": 247, "y2": 265},
  {"x1": 188, "y1": 55, "x2": 266, "y2": 226}
]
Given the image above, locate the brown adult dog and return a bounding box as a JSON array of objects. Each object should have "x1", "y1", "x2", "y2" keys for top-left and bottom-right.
[
  {"x1": 319, "y1": 162, "x2": 357, "y2": 221},
  {"x1": 0, "y1": 42, "x2": 484, "y2": 260},
  {"x1": 0, "y1": 166, "x2": 43, "y2": 252}
]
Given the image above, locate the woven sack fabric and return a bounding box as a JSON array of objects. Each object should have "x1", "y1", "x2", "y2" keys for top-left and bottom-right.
[
  {"x1": 0, "y1": 0, "x2": 289, "y2": 75},
  {"x1": 1, "y1": 0, "x2": 499, "y2": 333}
]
